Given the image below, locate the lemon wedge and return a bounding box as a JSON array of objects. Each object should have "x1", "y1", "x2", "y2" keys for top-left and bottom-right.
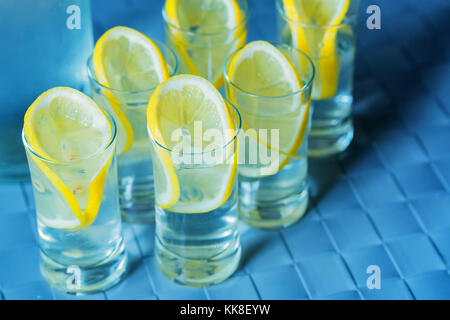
[
  {"x1": 226, "y1": 41, "x2": 310, "y2": 177},
  {"x1": 282, "y1": 0, "x2": 350, "y2": 99},
  {"x1": 24, "y1": 87, "x2": 114, "y2": 229},
  {"x1": 93, "y1": 26, "x2": 170, "y2": 154},
  {"x1": 164, "y1": 0, "x2": 246, "y2": 88},
  {"x1": 147, "y1": 75, "x2": 238, "y2": 213}
]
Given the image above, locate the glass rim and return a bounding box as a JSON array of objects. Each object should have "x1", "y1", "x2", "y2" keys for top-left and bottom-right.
[
  {"x1": 275, "y1": 0, "x2": 361, "y2": 29},
  {"x1": 148, "y1": 98, "x2": 242, "y2": 156},
  {"x1": 86, "y1": 39, "x2": 178, "y2": 94},
  {"x1": 223, "y1": 41, "x2": 315, "y2": 100},
  {"x1": 161, "y1": 0, "x2": 249, "y2": 37},
  {"x1": 22, "y1": 110, "x2": 118, "y2": 165}
]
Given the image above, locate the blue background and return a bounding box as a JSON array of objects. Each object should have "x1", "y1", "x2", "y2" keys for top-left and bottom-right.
[{"x1": 1, "y1": 0, "x2": 450, "y2": 299}]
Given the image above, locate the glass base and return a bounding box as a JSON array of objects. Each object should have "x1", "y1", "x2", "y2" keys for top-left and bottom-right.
[
  {"x1": 119, "y1": 178, "x2": 155, "y2": 224},
  {"x1": 40, "y1": 239, "x2": 127, "y2": 295},
  {"x1": 239, "y1": 186, "x2": 309, "y2": 229},
  {"x1": 155, "y1": 234, "x2": 241, "y2": 287},
  {"x1": 308, "y1": 117, "x2": 354, "y2": 158}
]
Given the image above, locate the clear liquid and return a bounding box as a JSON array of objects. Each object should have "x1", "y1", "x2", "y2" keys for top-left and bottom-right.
[
  {"x1": 28, "y1": 154, "x2": 127, "y2": 293},
  {"x1": 309, "y1": 31, "x2": 355, "y2": 156},
  {"x1": 278, "y1": 19, "x2": 357, "y2": 156},
  {"x1": 155, "y1": 168, "x2": 241, "y2": 287},
  {"x1": 0, "y1": 0, "x2": 93, "y2": 181},
  {"x1": 238, "y1": 140, "x2": 309, "y2": 229},
  {"x1": 91, "y1": 89, "x2": 155, "y2": 223},
  {"x1": 165, "y1": 25, "x2": 246, "y2": 87}
]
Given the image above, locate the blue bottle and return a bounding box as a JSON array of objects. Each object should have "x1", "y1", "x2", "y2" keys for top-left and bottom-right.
[{"x1": 0, "y1": 0, "x2": 93, "y2": 181}]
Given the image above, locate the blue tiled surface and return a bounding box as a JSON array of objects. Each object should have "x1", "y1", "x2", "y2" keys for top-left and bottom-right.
[{"x1": 1, "y1": 0, "x2": 450, "y2": 300}]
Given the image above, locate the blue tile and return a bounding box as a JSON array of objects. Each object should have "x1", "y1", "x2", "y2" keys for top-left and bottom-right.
[
  {"x1": 144, "y1": 257, "x2": 207, "y2": 300},
  {"x1": 343, "y1": 245, "x2": 399, "y2": 287},
  {"x1": 393, "y1": 163, "x2": 446, "y2": 198},
  {"x1": 106, "y1": 261, "x2": 154, "y2": 300},
  {"x1": 3, "y1": 281, "x2": 54, "y2": 300},
  {"x1": 281, "y1": 219, "x2": 335, "y2": 261},
  {"x1": 418, "y1": 126, "x2": 450, "y2": 159},
  {"x1": 252, "y1": 265, "x2": 309, "y2": 300},
  {"x1": 379, "y1": 70, "x2": 426, "y2": 103},
  {"x1": 308, "y1": 159, "x2": 346, "y2": 202},
  {"x1": 319, "y1": 290, "x2": 362, "y2": 300},
  {"x1": 360, "y1": 278, "x2": 413, "y2": 300},
  {"x1": 135, "y1": 295, "x2": 158, "y2": 300},
  {"x1": 366, "y1": 44, "x2": 413, "y2": 75},
  {"x1": 131, "y1": 224, "x2": 155, "y2": 257},
  {"x1": 22, "y1": 183, "x2": 35, "y2": 210},
  {"x1": 398, "y1": 97, "x2": 448, "y2": 133},
  {"x1": 0, "y1": 245, "x2": 43, "y2": 288},
  {"x1": 367, "y1": 202, "x2": 422, "y2": 240},
  {"x1": 0, "y1": 184, "x2": 27, "y2": 214},
  {"x1": 431, "y1": 231, "x2": 450, "y2": 268},
  {"x1": 52, "y1": 289, "x2": 106, "y2": 300},
  {"x1": 395, "y1": 26, "x2": 439, "y2": 66},
  {"x1": 324, "y1": 211, "x2": 381, "y2": 252},
  {"x1": 412, "y1": 194, "x2": 450, "y2": 233},
  {"x1": 386, "y1": 234, "x2": 446, "y2": 278},
  {"x1": 407, "y1": 271, "x2": 450, "y2": 300},
  {"x1": 242, "y1": 230, "x2": 293, "y2": 273},
  {"x1": 206, "y1": 275, "x2": 259, "y2": 300},
  {"x1": 0, "y1": 211, "x2": 36, "y2": 250},
  {"x1": 297, "y1": 253, "x2": 356, "y2": 298},
  {"x1": 374, "y1": 130, "x2": 428, "y2": 168},
  {"x1": 316, "y1": 179, "x2": 361, "y2": 215},
  {"x1": 350, "y1": 170, "x2": 405, "y2": 208},
  {"x1": 340, "y1": 144, "x2": 385, "y2": 176},
  {"x1": 434, "y1": 158, "x2": 450, "y2": 188},
  {"x1": 353, "y1": 78, "x2": 391, "y2": 120}
]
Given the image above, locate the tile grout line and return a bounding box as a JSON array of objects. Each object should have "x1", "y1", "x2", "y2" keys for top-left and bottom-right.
[
  {"x1": 337, "y1": 151, "x2": 417, "y2": 299},
  {"x1": 312, "y1": 195, "x2": 364, "y2": 299},
  {"x1": 278, "y1": 230, "x2": 313, "y2": 300}
]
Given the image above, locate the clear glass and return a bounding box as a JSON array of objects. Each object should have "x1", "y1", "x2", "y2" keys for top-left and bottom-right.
[
  {"x1": 87, "y1": 41, "x2": 178, "y2": 224},
  {"x1": 162, "y1": 0, "x2": 248, "y2": 88},
  {"x1": 149, "y1": 103, "x2": 242, "y2": 287},
  {"x1": 0, "y1": 0, "x2": 93, "y2": 181},
  {"x1": 224, "y1": 43, "x2": 315, "y2": 229},
  {"x1": 276, "y1": 0, "x2": 362, "y2": 157},
  {"x1": 22, "y1": 114, "x2": 127, "y2": 294}
]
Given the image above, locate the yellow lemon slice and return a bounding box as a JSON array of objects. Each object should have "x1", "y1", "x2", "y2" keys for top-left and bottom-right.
[
  {"x1": 24, "y1": 87, "x2": 114, "y2": 229},
  {"x1": 93, "y1": 26, "x2": 170, "y2": 154},
  {"x1": 147, "y1": 75, "x2": 237, "y2": 213},
  {"x1": 282, "y1": 0, "x2": 350, "y2": 99},
  {"x1": 164, "y1": 0, "x2": 246, "y2": 88},
  {"x1": 226, "y1": 41, "x2": 310, "y2": 178}
]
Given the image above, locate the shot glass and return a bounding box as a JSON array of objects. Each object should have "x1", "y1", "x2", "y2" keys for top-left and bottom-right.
[
  {"x1": 276, "y1": 0, "x2": 362, "y2": 157},
  {"x1": 149, "y1": 102, "x2": 242, "y2": 287},
  {"x1": 23, "y1": 113, "x2": 127, "y2": 294},
  {"x1": 224, "y1": 43, "x2": 315, "y2": 229},
  {"x1": 87, "y1": 41, "x2": 178, "y2": 223},
  {"x1": 162, "y1": 0, "x2": 248, "y2": 88}
]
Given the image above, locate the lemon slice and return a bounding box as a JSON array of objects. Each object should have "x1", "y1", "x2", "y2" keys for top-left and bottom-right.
[
  {"x1": 24, "y1": 87, "x2": 114, "y2": 229},
  {"x1": 226, "y1": 41, "x2": 310, "y2": 177},
  {"x1": 93, "y1": 26, "x2": 170, "y2": 154},
  {"x1": 147, "y1": 75, "x2": 237, "y2": 213},
  {"x1": 282, "y1": 0, "x2": 350, "y2": 99},
  {"x1": 164, "y1": 0, "x2": 246, "y2": 88}
]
